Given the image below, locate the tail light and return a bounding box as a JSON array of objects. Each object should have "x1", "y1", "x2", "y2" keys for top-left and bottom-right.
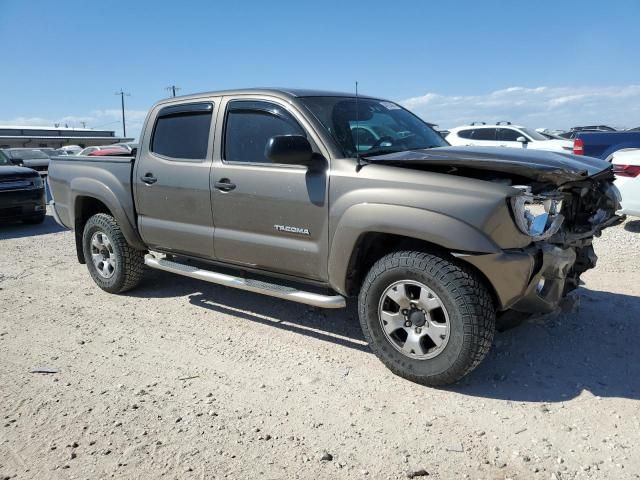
[
  {"x1": 612, "y1": 164, "x2": 640, "y2": 177},
  {"x1": 573, "y1": 138, "x2": 584, "y2": 155}
]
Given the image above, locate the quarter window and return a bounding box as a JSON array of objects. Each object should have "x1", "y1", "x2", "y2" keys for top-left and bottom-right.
[
  {"x1": 224, "y1": 100, "x2": 305, "y2": 163},
  {"x1": 151, "y1": 103, "x2": 213, "y2": 160},
  {"x1": 457, "y1": 129, "x2": 473, "y2": 139}
]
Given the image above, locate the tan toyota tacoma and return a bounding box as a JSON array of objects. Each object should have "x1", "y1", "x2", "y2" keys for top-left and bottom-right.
[{"x1": 48, "y1": 88, "x2": 622, "y2": 386}]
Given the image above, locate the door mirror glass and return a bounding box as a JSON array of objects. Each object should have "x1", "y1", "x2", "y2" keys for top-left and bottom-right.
[{"x1": 265, "y1": 135, "x2": 313, "y2": 166}]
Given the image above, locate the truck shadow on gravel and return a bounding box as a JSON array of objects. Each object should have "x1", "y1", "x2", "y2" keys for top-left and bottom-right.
[
  {"x1": 452, "y1": 288, "x2": 640, "y2": 402},
  {"x1": 0, "y1": 214, "x2": 66, "y2": 240},
  {"x1": 133, "y1": 271, "x2": 639, "y2": 402},
  {"x1": 132, "y1": 269, "x2": 368, "y2": 352}
]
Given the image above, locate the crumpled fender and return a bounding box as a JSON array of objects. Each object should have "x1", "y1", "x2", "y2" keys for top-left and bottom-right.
[{"x1": 327, "y1": 203, "x2": 502, "y2": 295}]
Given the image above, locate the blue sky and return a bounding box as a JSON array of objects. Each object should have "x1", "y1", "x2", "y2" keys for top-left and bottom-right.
[{"x1": 1, "y1": 0, "x2": 639, "y2": 139}]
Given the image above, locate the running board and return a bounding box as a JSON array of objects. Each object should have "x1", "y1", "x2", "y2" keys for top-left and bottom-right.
[{"x1": 144, "y1": 254, "x2": 346, "y2": 309}]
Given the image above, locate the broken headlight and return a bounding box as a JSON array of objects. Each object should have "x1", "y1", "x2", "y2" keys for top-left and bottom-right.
[{"x1": 510, "y1": 188, "x2": 564, "y2": 241}]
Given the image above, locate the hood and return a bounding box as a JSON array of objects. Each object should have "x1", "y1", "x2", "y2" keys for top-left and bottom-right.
[
  {"x1": 0, "y1": 165, "x2": 41, "y2": 178},
  {"x1": 367, "y1": 146, "x2": 611, "y2": 185}
]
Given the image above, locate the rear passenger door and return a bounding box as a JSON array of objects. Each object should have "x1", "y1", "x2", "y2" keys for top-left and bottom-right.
[
  {"x1": 210, "y1": 97, "x2": 330, "y2": 281},
  {"x1": 496, "y1": 128, "x2": 523, "y2": 148},
  {"x1": 134, "y1": 100, "x2": 218, "y2": 258}
]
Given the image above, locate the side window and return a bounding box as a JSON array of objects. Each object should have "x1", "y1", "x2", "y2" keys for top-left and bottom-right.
[
  {"x1": 151, "y1": 103, "x2": 213, "y2": 160},
  {"x1": 472, "y1": 128, "x2": 496, "y2": 140},
  {"x1": 457, "y1": 129, "x2": 473, "y2": 139},
  {"x1": 224, "y1": 100, "x2": 305, "y2": 164},
  {"x1": 497, "y1": 128, "x2": 521, "y2": 141}
]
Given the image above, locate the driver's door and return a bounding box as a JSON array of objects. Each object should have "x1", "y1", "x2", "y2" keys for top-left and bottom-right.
[{"x1": 210, "y1": 97, "x2": 330, "y2": 281}]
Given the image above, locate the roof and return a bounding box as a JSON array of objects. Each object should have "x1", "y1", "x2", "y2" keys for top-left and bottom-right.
[
  {"x1": 158, "y1": 87, "x2": 382, "y2": 105},
  {"x1": 0, "y1": 125, "x2": 106, "y2": 132},
  {"x1": 449, "y1": 123, "x2": 526, "y2": 131}
]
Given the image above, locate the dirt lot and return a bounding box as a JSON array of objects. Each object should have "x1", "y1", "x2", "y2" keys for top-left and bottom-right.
[{"x1": 1, "y1": 211, "x2": 639, "y2": 479}]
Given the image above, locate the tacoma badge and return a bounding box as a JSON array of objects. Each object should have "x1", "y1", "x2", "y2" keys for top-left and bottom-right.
[{"x1": 274, "y1": 224, "x2": 310, "y2": 235}]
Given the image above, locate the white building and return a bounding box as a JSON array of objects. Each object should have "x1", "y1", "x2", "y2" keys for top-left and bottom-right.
[{"x1": 0, "y1": 125, "x2": 133, "y2": 149}]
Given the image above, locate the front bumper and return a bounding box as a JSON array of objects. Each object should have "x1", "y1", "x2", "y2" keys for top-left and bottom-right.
[
  {"x1": 0, "y1": 188, "x2": 46, "y2": 221},
  {"x1": 459, "y1": 244, "x2": 582, "y2": 314}
]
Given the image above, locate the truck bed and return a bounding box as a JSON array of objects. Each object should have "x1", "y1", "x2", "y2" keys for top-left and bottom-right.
[{"x1": 47, "y1": 155, "x2": 137, "y2": 231}]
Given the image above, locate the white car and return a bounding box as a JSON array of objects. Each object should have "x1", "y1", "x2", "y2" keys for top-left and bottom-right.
[
  {"x1": 446, "y1": 123, "x2": 574, "y2": 153},
  {"x1": 611, "y1": 149, "x2": 640, "y2": 217}
]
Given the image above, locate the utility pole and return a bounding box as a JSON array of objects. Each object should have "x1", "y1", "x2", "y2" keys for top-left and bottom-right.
[
  {"x1": 165, "y1": 85, "x2": 181, "y2": 97},
  {"x1": 115, "y1": 89, "x2": 130, "y2": 137}
]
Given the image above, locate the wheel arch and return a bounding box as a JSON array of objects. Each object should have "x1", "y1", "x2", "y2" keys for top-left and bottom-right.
[
  {"x1": 71, "y1": 178, "x2": 145, "y2": 263},
  {"x1": 328, "y1": 204, "x2": 502, "y2": 298}
]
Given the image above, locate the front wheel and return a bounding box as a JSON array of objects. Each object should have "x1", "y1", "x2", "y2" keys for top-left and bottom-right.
[
  {"x1": 358, "y1": 251, "x2": 495, "y2": 386},
  {"x1": 82, "y1": 213, "x2": 145, "y2": 293}
]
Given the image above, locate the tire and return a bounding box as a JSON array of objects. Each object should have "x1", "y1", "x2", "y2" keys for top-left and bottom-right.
[
  {"x1": 23, "y1": 214, "x2": 45, "y2": 224},
  {"x1": 82, "y1": 213, "x2": 145, "y2": 293},
  {"x1": 358, "y1": 251, "x2": 495, "y2": 386}
]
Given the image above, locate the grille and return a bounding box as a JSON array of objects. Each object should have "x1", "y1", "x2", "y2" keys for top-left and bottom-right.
[{"x1": 0, "y1": 207, "x2": 22, "y2": 218}]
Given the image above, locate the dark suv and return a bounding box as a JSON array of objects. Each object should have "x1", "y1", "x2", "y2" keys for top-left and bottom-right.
[{"x1": 0, "y1": 150, "x2": 46, "y2": 224}]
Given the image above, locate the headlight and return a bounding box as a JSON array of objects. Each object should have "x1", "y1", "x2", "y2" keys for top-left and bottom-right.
[
  {"x1": 32, "y1": 175, "x2": 44, "y2": 189},
  {"x1": 510, "y1": 188, "x2": 564, "y2": 241}
]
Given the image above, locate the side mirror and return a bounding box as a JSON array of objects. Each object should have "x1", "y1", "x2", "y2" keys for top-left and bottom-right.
[
  {"x1": 516, "y1": 136, "x2": 528, "y2": 144},
  {"x1": 265, "y1": 135, "x2": 313, "y2": 166}
]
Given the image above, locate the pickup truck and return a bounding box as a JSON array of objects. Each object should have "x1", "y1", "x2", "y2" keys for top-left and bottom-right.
[
  {"x1": 574, "y1": 130, "x2": 640, "y2": 160},
  {"x1": 48, "y1": 88, "x2": 622, "y2": 386}
]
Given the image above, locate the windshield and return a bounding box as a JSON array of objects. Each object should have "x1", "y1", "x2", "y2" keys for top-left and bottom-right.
[
  {"x1": 6, "y1": 149, "x2": 49, "y2": 160},
  {"x1": 0, "y1": 150, "x2": 10, "y2": 166},
  {"x1": 300, "y1": 96, "x2": 448, "y2": 158},
  {"x1": 519, "y1": 128, "x2": 549, "y2": 141}
]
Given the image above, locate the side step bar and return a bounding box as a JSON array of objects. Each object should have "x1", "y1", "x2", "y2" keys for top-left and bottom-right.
[{"x1": 144, "y1": 254, "x2": 346, "y2": 309}]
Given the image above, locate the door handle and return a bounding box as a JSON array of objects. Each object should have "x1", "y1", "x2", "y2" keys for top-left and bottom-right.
[
  {"x1": 214, "y1": 179, "x2": 236, "y2": 192},
  {"x1": 141, "y1": 173, "x2": 157, "y2": 185}
]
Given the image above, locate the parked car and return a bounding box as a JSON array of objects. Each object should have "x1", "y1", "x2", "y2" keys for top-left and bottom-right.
[
  {"x1": 87, "y1": 148, "x2": 134, "y2": 157},
  {"x1": 559, "y1": 125, "x2": 617, "y2": 140},
  {"x1": 611, "y1": 149, "x2": 640, "y2": 217},
  {"x1": 48, "y1": 88, "x2": 621, "y2": 386},
  {"x1": 111, "y1": 142, "x2": 139, "y2": 152},
  {"x1": 0, "y1": 149, "x2": 46, "y2": 224},
  {"x1": 58, "y1": 145, "x2": 82, "y2": 155},
  {"x1": 38, "y1": 148, "x2": 67, "y2": 157},
  {"x1": 77, "y1": 145, "x2": 128, "y2": 156},
  {"x1": 446, "y1": 123, "x2": 573, "y2": 153},
  {"x1": 2, "y1": 148, "x2": 50, "y2": 173},
  {"x1": 573, "y1": 130, "x2": 640, "y2": 160}
]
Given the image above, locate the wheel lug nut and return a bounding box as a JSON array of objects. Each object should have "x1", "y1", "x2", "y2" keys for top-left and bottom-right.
[
  {"x1": 415, "y1": 327, "x2": 422, "y2": 334},
  {"x1": 404, "y1": 321, "x2": 411, "y2": 327}
]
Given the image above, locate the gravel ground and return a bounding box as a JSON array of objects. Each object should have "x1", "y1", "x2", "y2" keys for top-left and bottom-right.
[{"x1": 1, "y1": 211, "x2": 639, "y2": 479}]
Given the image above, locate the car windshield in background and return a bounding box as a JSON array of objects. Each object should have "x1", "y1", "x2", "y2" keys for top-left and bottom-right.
[
  {"x1": 300, "y1": 96, "x2": 448, "y2": 158},
  {"x1": 521, "y1": 128, "x2": 552, "y2": 141},
  {"x1": 6, "y1": 149, "x2": 49, "y2": 160},
  {"x1": 0, "y1": 150, "x2": 11, "y2": 166}
]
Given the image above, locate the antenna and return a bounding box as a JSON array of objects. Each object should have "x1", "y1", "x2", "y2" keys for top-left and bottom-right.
[{"x1": 355, "y1": 80, "x2": 360, "y2": 156}]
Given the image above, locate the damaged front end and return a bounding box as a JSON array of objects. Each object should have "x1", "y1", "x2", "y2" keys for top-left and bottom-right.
[
  {"x1": 369, "y1": 146, "x2": 624, "y2": 313},
  {"x1": 506, "y1": 169, "x2": 623, "y2": 313}
]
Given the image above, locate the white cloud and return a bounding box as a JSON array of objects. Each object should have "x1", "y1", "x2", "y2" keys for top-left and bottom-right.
[
  {"x1": 0, "y1": 109, "x2": 148, "y2": 140},
  {"x1": 400, "y1": 85, "x2": 640, "y2": 130}
]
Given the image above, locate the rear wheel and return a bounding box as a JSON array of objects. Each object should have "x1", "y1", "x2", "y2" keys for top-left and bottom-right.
[
  {"x1": 82, "y1": 213, "x2": 145, "y2": 293},
  {"x1": 358, "y1": 251, "x2": 495, "y2": 386}
]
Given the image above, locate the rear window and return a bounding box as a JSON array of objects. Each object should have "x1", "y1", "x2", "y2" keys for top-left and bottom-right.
[
  {"x1": 472, "y1": 128, "x2": 496, "y2": 140},
  {"x1": 151, "y1": 103, "x2": 213, "y2": 160}
]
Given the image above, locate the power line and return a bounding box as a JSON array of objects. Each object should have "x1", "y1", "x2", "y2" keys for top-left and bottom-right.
[
  {"x1": 115, "y1": 89, "x2": 131, "y2": 137},
  {"x1": 166, "y1": 85, "x2": 181, "y2": 97}
]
